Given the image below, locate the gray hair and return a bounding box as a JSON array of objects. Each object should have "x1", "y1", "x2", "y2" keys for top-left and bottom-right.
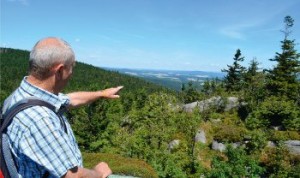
[{"x1": 29, "y1": 37, "x2": 75, "y2": 79}]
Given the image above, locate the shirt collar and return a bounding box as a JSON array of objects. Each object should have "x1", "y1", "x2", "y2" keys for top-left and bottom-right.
[{"x1": 20, "y1": 76, "x2": 70, "y2": 112}]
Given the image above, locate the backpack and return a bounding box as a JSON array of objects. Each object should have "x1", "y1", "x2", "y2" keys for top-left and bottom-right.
[{"x1": 0, "y1": 97, "x2": 66, "y2": 178}]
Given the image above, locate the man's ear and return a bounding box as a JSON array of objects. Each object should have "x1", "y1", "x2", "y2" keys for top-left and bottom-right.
[{"x1": 53, "y1": 64, "x2": 65, "y2": 77}]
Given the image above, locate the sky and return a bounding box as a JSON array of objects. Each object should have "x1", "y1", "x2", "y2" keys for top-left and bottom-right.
[{"x1": 1, "y1": 0, "x2": 300, "y2": 72}]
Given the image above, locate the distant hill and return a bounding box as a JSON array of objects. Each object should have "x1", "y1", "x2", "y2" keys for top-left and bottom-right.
[
  {"x1": 0, "y1": 48, "x2": 174, "y2": 102},
  {"x1": 106, "y1": 68, "x2": 225, "y2": 91}
]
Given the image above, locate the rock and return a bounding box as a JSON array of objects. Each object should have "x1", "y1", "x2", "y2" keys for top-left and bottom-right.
[
  {"x1": 284, "y1": 140, "x2": 300, "y2": 155},
  {"x1": 270, "y1": 126, "x2": 283, "y2": 131},
  {"x1": 212, "y1": 140, "x2": 226, "y2": 152},
  {"x1": 183, "y1": 101, "x2": 198, "y2": 112},
  {"x1": 267, "y1": 141, "x2": 276, "y2": 148},
  {"x1": 198, "y1": 96, "x2": 223, "y2": 112},
  {"x1": 211, "y1": 118, "x2": 222, "y2": 123},
  {"x1": 183, "y1": 96, "x2": 241, "y2": 113},
  {"x1": 225, "y1": 97, "x2": 239, "y2": 111},
  {"x1": 168, "y1": 139, "x2": 180, "y2": 150},
  {"x1": 232, "y1": 142, "x2": 241, "y2": 148},
  {"x1": 195, "y1": 129, "x2": 206, "y2": 144}
]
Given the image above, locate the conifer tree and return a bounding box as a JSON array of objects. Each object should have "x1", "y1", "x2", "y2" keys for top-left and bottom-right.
[
  {"x1": 222, "y1": 49, "x2": 246, "y2": 92},
  {"x1": 243, "y1": 59, "x2": 266, "y2": 107},
  {"x1": 246, "y1": 58, "x2": 260, "y2": 78},
  {"x1": 181, "y1": 81, "x2": 200, "y2": 103},
  {"x1": 266, "y1": 16, "x2": 300, "y2": 102}
]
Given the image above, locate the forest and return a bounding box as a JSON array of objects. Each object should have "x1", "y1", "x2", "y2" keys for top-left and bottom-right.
[{"x1": 0, "y1": 16, "x2": 299, "y2": 177}]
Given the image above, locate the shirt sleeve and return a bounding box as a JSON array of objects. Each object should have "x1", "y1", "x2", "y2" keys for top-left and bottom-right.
[
  {"x1": 18, "y1": 107, "x2": 81, "y2": 177},
  {"x1": 58, "y1": 93, "x2": 70, "y2": 107}
]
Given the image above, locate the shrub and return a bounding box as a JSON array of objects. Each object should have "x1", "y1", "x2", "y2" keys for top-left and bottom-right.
[
  {"x1": 269, "y1": 130, "x2": 300, "y2": 141},
  {"x1": 207, "y1": 146, "x2": 264, "y2": 177},
  {"x1": 283, "y1": 117, "x2": 300, "y2": 131},
  {"x1": 245, "y1": 130, "x2": 267, "y2": 153},
  {"x1": 260, "y1": 143, "x2": 299, "y2": 177},
  {"x1": 288, "y1": 162, "x2": 300, "y2": 178},
  {"x1": 246, "y1": 96, "x2": 299, "y2": 130},
  {"x1": 213, "y1": 124, "x2": 246, "y2": 142}
]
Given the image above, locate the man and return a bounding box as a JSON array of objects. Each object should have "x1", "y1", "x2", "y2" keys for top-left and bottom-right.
[{"x1": 3, "y1": 37, "x2": 123, "y2": 177}]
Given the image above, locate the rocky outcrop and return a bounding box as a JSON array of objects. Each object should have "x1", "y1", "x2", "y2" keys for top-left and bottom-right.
[
  {"x1": 190, "y1": 125, "x2": 299, "y2": 155},
  {"x1": 183, "y1": 96, "x2": 242, "y2": 112},
  {"x1": 225, "y1": 97, "x2": 240, "y2": 111},
  {"x1": 209, "y1": 140, "x2": 300, "y2": 155},
  {"x1": 183, "y1": 101, "x2": 198, "y2": 112}
]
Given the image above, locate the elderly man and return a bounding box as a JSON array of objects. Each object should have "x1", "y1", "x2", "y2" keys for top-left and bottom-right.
[{"x1": 3, "y1": 37, "x2": 123, "y2": 177}]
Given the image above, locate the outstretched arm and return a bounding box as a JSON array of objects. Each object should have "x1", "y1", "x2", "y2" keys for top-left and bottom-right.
[{"x1": 67, "y1": 86, "x2": 123, "y2": 108}]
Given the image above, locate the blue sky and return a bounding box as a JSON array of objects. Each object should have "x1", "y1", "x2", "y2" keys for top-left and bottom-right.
[{"x1": 1, "y1": 0, "x2": 300, "y2": 72}]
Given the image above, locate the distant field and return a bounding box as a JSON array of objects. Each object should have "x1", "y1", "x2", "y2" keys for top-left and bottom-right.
[{"x1": 106, "y1": 68, "x2": 225, "y2": 91}]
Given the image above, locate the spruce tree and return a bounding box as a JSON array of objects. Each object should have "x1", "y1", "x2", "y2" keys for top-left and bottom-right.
[
  {"x1": 246, "y1": 58, "x2": 260, "y2": 78},
  {"x1": 266, "y1": 16, "x2": 300, "y2": 102},
  {"x1": 244, "y1": 59, "x2": 265, "y2": 108},
  {"x1": 222, "y1": 49, "x2": 246, "y2": 92}
]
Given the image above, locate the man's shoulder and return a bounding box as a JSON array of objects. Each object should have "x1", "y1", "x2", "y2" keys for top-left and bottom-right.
[{"x1": 9, "y1": 105, "x2": 56, "y2": 128}]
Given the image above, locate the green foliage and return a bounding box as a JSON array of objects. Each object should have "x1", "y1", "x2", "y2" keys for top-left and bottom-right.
[
  {"x1": 207, "y1": 146, "x2": 264, "y2": 178},
  {"x1": 213, "y1": 123, "x2": 246, "y2": 142},
  {"x1": 288, "y1": 162, "x2": 300, "y2": 178},
  {"x1": 0, "y1": 48, "x2": 29, "y2": 101},
  {"x1": 181, "y1": 81, "x2": 202, "y2": 103},
  {"x1": 245, "y1": 130, "x2": 267, "y2": 154},
  {"x1": 82, "y1": 152, "x2": 158, "y2": 178},
  {"x1": 261, "y1": 143, "x2": 298, "y2": 178},
  {"x1": 202, "y1": 78, "x2": 225, "y2": 96},
  {"x1": 269, "y1": 130, "x2": 300, "y2": 141},
  {"x1": 246, "y1": 96, "x2": 300, "y2": 130},
  {"x1": 242, "y1": 59, "x2": 267, "y2": 112}
]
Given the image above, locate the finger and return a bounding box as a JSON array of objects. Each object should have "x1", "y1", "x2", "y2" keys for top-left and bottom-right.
[
  {"x1": 116, "y1": 86, "x2": 123, "y2": 90},
  {"x1": 112, "y1": 95, "x2": 120, "y2": 98}
]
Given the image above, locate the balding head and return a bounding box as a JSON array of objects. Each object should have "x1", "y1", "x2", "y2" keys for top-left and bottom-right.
[{"x1": 29, "y1": 37, "x2": 75, "y2": 79}]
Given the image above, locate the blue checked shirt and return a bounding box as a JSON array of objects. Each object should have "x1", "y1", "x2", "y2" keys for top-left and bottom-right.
[{"x1": 4, "y1": 77, "x2": 83, "y2": 177}]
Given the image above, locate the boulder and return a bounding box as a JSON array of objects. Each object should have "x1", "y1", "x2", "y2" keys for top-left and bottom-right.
[
  {"x1": 168, "y1": 139, "x2": 180, "y2": 150},
  {"x1": 266, "y1": 141, "x2": 276, "y2": 148},
  {"x1": 232, "y1": 142, "x2": 242, "y2": 148},
  {"x1": 225, "y1": 97, "x2": 239, "y2": 111},
  {"x1": 183, "y1": 96, "x2": 240, "y2": 112},
  {"x1": 183, "y1": 101, "x2": 198, "y2": 112},
  {"x1": 198, "y1": 96, "x2": 223, "y2": 112},
  {"x1": 212, "y1": 140, "x2": 226, "y2": 152},
  {"x1": 195, "y1": 129, "x2": 206, "y2": 144},
  {"x1": 284, "y1": 140, "x2": 300, "y2": 155}
]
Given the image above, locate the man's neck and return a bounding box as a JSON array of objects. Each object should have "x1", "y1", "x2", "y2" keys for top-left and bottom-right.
[{"x1": 27, "y1": 75, "x2": 58, "y2": 95}]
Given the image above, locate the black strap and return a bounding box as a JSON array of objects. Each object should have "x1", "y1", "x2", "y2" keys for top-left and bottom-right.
[{"x1": 1, "y1": 99, "x2": 56, "y2": 132}]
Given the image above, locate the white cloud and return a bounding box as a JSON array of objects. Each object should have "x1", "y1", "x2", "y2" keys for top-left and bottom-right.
[
  {"x1": 219, "y1": 17, "x2": 269, "y2": 40},
  {"x1": 75, "y1": 38, "x2": 81, "y2": 42},
  {"x1": 220, "y1": 27, "x2": 245, "y2": 40}
]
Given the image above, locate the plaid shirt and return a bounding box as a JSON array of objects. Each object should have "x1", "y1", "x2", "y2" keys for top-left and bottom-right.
[{"x1": 4, "y1": 77, "x2": 82, "y2": 177}]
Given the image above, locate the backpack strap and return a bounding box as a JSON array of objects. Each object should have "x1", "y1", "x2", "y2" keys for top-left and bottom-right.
[
  {"x1": 1, "y1": 97, "x2": 67, "y2": 133},
  {"x1": 1, "y1": 98, "x2": 56, "y2": 133},
  {"x1": 1, "y1": 98, "x2": 66, "y2": 178},
  {"x1": 2, "y1": 134, "x2": 18, "y2": 178}
]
